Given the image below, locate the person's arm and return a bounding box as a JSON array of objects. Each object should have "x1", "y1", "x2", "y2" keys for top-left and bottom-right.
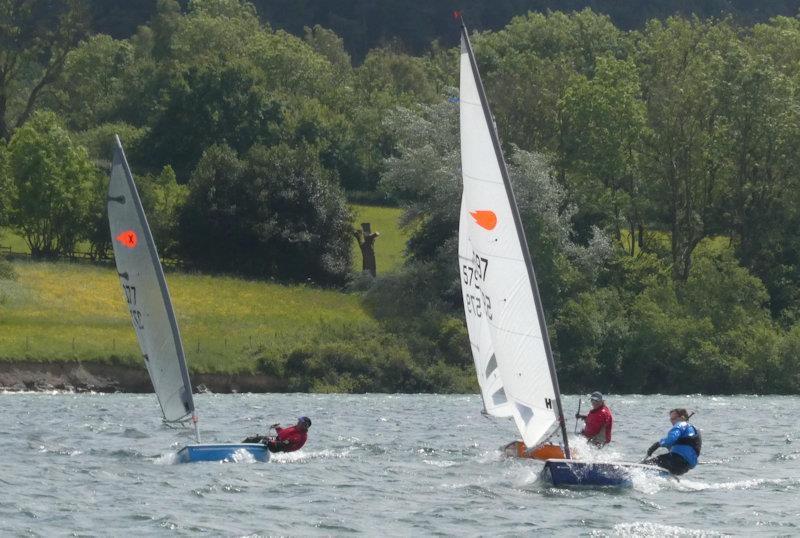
[{"x1": 660, "y1": 425, "x2": 681, "y2": 448}]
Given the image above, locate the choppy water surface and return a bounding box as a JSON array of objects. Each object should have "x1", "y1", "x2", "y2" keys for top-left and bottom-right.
[{"x1": 1, "y1": 393, "x2": 798, "y2": 536}]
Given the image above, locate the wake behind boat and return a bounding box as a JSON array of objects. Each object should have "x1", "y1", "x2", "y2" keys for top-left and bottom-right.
[
  {"x1": 107, "y1": 135, "x2": 268, "y2": 464},
  {"x1": 456, "y1": 16, "x2": 658, "y2": 487}
]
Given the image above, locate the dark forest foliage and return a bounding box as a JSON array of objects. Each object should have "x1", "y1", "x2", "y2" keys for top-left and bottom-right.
[{"x1": 86, "y1": 1, "x2": 800, "y2": 60}]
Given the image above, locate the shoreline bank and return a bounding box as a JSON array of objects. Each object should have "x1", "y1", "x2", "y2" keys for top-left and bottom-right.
[{"x1": 0, "y1": 360, "x2": 281, "y2": 393}]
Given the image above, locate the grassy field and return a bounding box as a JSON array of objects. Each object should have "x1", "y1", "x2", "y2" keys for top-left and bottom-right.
[
  {"x1": 0, "y1": 260, "x2": 379, "y2": 374},
  {"x1": 0, "y1": 228, "x2": 29, "y2": 253},
  {"x1": 0, "y1": 204, "x2": 408, "y2": 374},
  {"x1": 349, "y1": 204, "x2": 407, "y2": 274}
]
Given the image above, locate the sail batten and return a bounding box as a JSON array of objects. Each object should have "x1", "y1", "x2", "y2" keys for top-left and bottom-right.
[
  {"x1": 458, "y1": 20, "x2": 570, "y2": 455},
  {"x1": 108, "y1": 136, "x2": 195, "y2": 423}
]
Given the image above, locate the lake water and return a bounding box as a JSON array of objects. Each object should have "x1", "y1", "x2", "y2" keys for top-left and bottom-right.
[{"x1": 1, "y1": 392, "x2": 797, "y2": 536}]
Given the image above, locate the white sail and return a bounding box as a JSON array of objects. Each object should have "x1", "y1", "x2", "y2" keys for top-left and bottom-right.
[
  {"x1": 107, "y1": 136, "x2": 195, "y2": 423},
  {"x1": 459, "y1": 194, "x2": 513, "y2": 417},
  {"x1": 458, "y1": 28, "x2": 565, "y2": 448}
]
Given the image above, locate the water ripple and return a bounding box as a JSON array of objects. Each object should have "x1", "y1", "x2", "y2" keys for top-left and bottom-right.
[{"x1": 2, "y1": 393, "x2": 799, "y2": 535}]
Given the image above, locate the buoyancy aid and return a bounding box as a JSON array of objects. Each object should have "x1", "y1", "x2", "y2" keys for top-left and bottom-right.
[{"x1": 675, "y1": 426, "x2": 702, "y2": 456}]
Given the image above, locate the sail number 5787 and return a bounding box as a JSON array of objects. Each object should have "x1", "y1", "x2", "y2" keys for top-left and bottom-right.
[{"x1": 462, "y1": 255, "x2": 492, "y2": 320}]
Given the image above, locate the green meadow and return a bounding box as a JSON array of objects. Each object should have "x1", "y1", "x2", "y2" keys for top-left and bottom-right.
[
  {"x1": 0, "y1": 204, "x2": 409, "y2": 374},
  {"x1": 0, "y1": 260, "x2": 379, "y2": 373},
  {"x1": 0, "y1": 228, "x2": 29, "y2": 254}
]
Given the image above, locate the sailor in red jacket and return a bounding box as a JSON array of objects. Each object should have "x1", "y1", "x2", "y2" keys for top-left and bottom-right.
[
  {"x1": 243, "y1": 416, "x2": 311, "y2": 453},
  {"x1": 575, "y1": 392, "x2": 613, "y2": 447}
]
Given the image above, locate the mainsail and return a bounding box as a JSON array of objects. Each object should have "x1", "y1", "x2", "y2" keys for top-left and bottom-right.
[
  {"x1": 458, "y1": 20, "x2": 570, "y2": 455},
  {"x1": 108, "y1": 136, "x2": 195, "y2": 423}
]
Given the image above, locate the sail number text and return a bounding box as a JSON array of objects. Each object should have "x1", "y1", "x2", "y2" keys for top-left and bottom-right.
[
  {"x1": 123, "y1": 283, "x2": 145, "y2": 330},
  {"x1": 462, "y1": 255, "x2": 492, "y2": 320}
]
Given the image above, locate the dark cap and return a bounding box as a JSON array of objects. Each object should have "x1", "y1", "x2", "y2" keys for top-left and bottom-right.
[{"x1": 590, "y1": 391, "x2": 603, "y2": 402}]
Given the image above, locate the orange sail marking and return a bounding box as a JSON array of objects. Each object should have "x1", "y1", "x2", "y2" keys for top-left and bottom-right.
[
  {"x1": 116, "y1": 230, "x2": 138, "y2": 249},
  {"x1": 469, "y1": 210, "x2": 497, "y2": 230}
]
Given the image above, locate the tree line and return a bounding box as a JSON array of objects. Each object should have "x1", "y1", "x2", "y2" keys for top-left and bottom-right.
[
  {"x1": 85, "y1": 1, "x2": 800, "y2": 61},
  {"x1": 377, "y1": 10, "x2": 800, "y2": 394},
  {"x1": 2, "y1": 0, "x2": 800, "y2": 392}
]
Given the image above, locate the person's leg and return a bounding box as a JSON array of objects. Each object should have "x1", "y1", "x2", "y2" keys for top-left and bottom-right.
[
  {"x1": 243, "y1": 435, "x2": 265, "y2": 443},
  {"x1": 653, "y1": 453, "x2": 690, "y2": 475},
  {"x1": 666, "y1": 454, "x2": 691, "y2": 475}
]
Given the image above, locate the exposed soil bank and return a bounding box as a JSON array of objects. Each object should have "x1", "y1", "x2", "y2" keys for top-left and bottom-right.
[{"x1": 0, "y1": 360, "x2": 282, "y2": 393}]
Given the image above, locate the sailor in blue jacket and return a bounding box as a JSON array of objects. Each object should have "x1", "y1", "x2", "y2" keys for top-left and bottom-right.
[{"x1": 644, "y1": 408, "x2": 701, "y2": 475}]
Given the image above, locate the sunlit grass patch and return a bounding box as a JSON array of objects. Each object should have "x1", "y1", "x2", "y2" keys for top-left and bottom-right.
[
  {"x1": 0, "y1": 227, "x2": 30, "y2": 254},
  {"x1": 0, "y1": 260, "x2": 377, "y2": 374}
]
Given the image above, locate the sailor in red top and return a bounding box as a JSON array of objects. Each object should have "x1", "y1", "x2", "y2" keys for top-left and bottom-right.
[
  {"x1": 575, "y1": 392, "x2": 613, "y2": 447},
  {"x1": 242, "y1": 416, "x2": 311, "y2": 452}
]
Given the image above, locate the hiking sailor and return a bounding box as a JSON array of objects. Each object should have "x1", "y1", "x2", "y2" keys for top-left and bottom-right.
[
  {"x1": 644, "y1": 408, "x2": 701, "y2": 475},
  {"x1": 243, "y1": 416, "x2": 311, "y2": 453}
]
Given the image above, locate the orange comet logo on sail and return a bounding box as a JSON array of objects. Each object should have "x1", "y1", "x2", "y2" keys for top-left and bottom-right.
[
  {"x1": 470, "y1": 210, "x2": 497, "y2": 230},
  {"x1": 116, "y1": 230, "x2": 138, "y2": 249}
]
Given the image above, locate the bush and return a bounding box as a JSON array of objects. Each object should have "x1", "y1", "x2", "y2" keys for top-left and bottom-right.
[
  {"x1": 179, "y1": 143, "x2": 353, "y2": 284},
  {"x1": 257, "y1": 325, "x2": 429, "y2": 393}
]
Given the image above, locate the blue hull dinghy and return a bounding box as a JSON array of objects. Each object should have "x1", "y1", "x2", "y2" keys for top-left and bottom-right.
[
  {"x1": 541, "y1": 459, "x2": 670, "y2": 487},
  {"x1": 176, "y1": 443, "x2": 270, "y2": 463}
]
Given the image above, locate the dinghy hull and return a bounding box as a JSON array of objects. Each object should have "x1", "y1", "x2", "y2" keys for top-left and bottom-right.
[
  {"x1": 541, "y1": 459, "x2": 669, "y2": 487},
  {"x1": 504, "y1": 441, "x2": 567, "y2": 460},
  {"x1": 176, "y1": 443, "x2": 270, "y2": 463}
]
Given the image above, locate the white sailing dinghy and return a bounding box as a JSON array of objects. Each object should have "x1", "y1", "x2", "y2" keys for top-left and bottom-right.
[
  {"x1": 108, "y1": 135, "x2": 268, "y2": 463},
  {"x1": 456, "y1": 17, "x2": 666, "y2": 486}
]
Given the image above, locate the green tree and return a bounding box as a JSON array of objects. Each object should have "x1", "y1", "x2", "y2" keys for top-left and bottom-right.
[
  {"x1": 138, "y1": 62, "x2": 282, "y2": 180},
  {"x1": 774, "y1": 324, "x2": 800, "y2": 393},
  {"x1": 0, "y1": 139, "x2": 10, "y2": 225},
  {"x1": 84, "y1": 168, "x2": 111, "y2": 261},
  {"x1": 354, "y1": 47, "x2": 438, "y2": 106},
  {"x1": 475, "y1": 9, "x2": 632, "y2": 152},
  {"x1": 150, "y1": 0, "x2": 182, "y2": 60},
  {"x1": 179, "y1": 143, "x2": 353, "y2": 284},
  {"x1": 637, "y1": 17, "x2": 735, "y2": 281},
  {"x1": 559, "y1": 55, "x2": 650, "y2": 252},
  {"x1": 137, "y1": 165, "x2": 186, "y2": 259},
  {"x1": 44, "y1": 34, "x2": 134, "y2": 131},
  {"x1": 617, "y1": 241, "x2": 776, "y2": 393},
  {"x1": 554, "y1": 287, "x2": 629, "y2": 390},
  {"x1": 168, "y1": 0, "x2": 261, "y2": 68},
  {"x1": 303, "y1": 24, "x2": 352, "y2": 82},
  {"x1": 715, "y1": 23, "x2": 800, "y2": 320},
  {"x1": 0, "y1": 0, "x2": 89, "y2": 140},
  {"x1": 8, "y1": 111, "x2": 97, "y2": 257}
]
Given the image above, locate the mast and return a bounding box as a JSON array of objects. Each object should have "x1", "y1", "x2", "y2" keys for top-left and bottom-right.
[{"x1": 457, "y1": 16, "x2": 571, "y2": 459}]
